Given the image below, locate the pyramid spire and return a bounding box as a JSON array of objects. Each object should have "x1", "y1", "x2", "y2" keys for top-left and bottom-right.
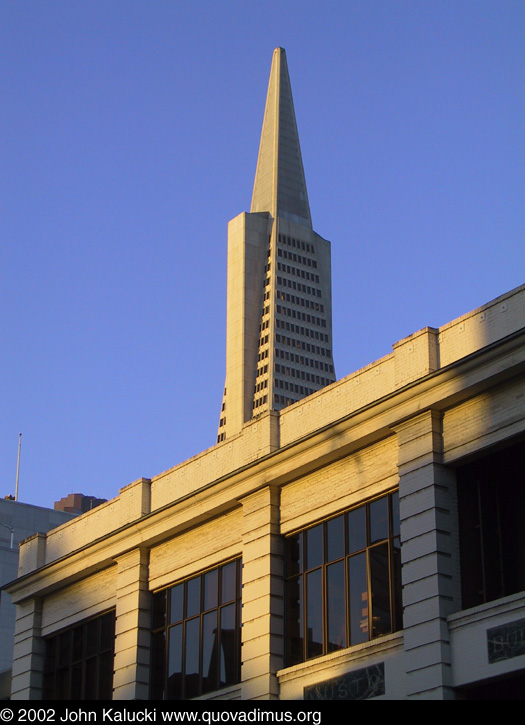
[
  {"x1": 251, "y1": 48, "x2": 312, "y2": 227},
  {"x1": 218, "y1": 49, "x2": 335, "y2": 443}
]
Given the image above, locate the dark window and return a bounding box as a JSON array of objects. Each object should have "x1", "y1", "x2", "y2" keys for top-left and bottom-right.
[
  {"x1": 150, "y1": 559, "x2": 241, "y2": 700},
  {"x1": 457, "y1": 439, "x2": 525, "y2": 609},
  {"x1": 285, "y1": 492, "x2": 401, "y2": 666},
  {"x1": 457, "y1": 672, "x2": 525, "y2": 700},
  {"x1": 43, "y1": 610, "x2": 115, "y2": 700}
]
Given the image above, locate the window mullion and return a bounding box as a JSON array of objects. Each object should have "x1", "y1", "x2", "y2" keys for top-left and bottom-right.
[
  {"x1": 344, "y1": 554, "x2": 350, "y2": 650},
  {"x1": 322, "y1": 524, "x2": 327, "y2": 656},
  {"x1": 302, "y1": 534, "x2": 307, "y2": 663},
  {"x1": 366, "y1": 502, "x2": 372, "y2": 642},
  {"x1": 388, "y1": 538, "x2": 394, "y2": 635},
  {"x1": 388, "y1": 496, "x2": 395, "y2": 633},
  {"x1": 199, "y1": 611, "x2": 203, "y2": 696},
  {"x1": 495, "y1": 489, "x2": 505, "y2": 597},
  {"x1": 476, "y1": 480, "x2": 487, "y2": 602},
  {"x1": 181, "y1": 616, "x2": 187, "y2": 700}
]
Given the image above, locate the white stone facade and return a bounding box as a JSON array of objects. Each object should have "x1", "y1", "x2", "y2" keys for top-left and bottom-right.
[{"x1": 5, "y1": 282, "x2": 525, "y2": 700}]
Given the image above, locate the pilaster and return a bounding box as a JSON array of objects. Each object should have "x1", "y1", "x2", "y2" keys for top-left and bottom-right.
[
  {"x1": 394, "y1": 409, "x2": 460, "y2": 699},
  {"x1": 10, "y1": 597, "x2": 44, "y2": 699},
  {"x1": 113, "y1": 548, "x2": 151, "y2": 700},
  {"x1": 18, "y1": 532, "x2": 47, "y2": 577},
  {"x1": 241, "y1": 486, "x2": 284, "y2": 700}
]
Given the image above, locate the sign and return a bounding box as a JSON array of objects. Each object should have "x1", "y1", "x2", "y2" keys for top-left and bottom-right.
[
  {"x1": 304, "y1": 663, "x2": 385, "y2": 700},
  {"x1": 487, "y1": 618, "x2": 525, "y2": 663}
]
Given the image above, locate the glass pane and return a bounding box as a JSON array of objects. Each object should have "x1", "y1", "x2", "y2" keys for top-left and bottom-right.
[
  {"x1": 150, "y1": 630, "x2": 166, "y2": 700},
  {"x1": 285, "y1": 575, "x2": 303, "y2": 666},
  {"x1": 327, "y1": 561, "x2": 346, "y2": 652},
  {"x1": 58, "y1": 631, "x2": 71, "y2": 667},
  {"x1": 306, "y1": 569, "x2": 323, "y2": 658},
  {"x1": 186, "y1": 577, "x2": 201, "y2": 619},
  {"x1": 98, "y1": 650, "x2": 114, "y2": 700},
  {"x1": 326, "y1": 516, "x2": 344, "y2": 562},
  {"x1": 370, "y1": 543, "x2": 391, "y2": 637},
  {"x1": 152, "y1": 591, "x2": 167, "y2": 630},
  {"x1": 479, "y1": 480, "x2": 504, "y2": 602},
  {"x1": 86, "y1": 618, "x2": 99, "y2": 657},
  {"x1": 391, "y1": 491, "x2": 400, "y2": 539},
  {"x1": 201, "y1": 611, "x2": 218, "y2": 694},
  {"x1": 286, "y1": 533, "x2": 302, "y2": 576},
  {"x1": 184, "y1": 617, "x2": 200, "y2": 699},
  {"x1": 221, "y1": 561, "x2": 237, "y2": 604},
  {"x1": 83, "y1": 656, "x2": 97, "y2": 699},
  {"x1": 170, "y1": 584, "x2": 184, "y2": 623},
  {"x1": 57, "y1": 666, "x2": 69, "y2": 700},
  {"x1": 347, "y1": 506, "x2": 366, "y2": 553},
  {"x1": 43, "y1": 670, "x2": 55, "y2": 700},
  {"x1": 44, "y1": 638, "x2": 56, "y2": 675},
  {"x1": 204, "y1": 569, "x2": 218, "y2": 611},
  {"x1": 100, "y1": 612, "x2": 115, "y2": 646},
  {"x1": 71, "y1": 661, "x2": 82, "y2": 700},
  {"x1": 370, "y1": 496, "x2": 389, "y2": 544},
  {"x1": 220, "y1": 603, "x2": 236, "y2": 687},
  {"x1": 348, "y1": 552, "x2": 368, "y2": 645},
  {"x1": 72, "y1": 626, "x2": 84, "y2": 662},
  {"x1": 458, "y1": 479, "x2": 484, "y2": 607},
  {"x1": 306, "y1": 525, "x2": 323, "y2": 570},
  {"x1": 167, "y1": 624, "x2": 182, "y2": 700}
]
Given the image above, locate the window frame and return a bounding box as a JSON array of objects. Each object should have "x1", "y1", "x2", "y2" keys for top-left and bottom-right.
[
  {"x1": 284, "y1": 491, "x2": 402, "y2": 666},
  {"x1": 150, "y1": 558, "x2": 242, "y2": 700},
  {"x1": 42, "y1": 609, "x2": 115, "y2": 700},
  {"x1": 457, "y1": 439, "x2": 525, "y2": 609}
]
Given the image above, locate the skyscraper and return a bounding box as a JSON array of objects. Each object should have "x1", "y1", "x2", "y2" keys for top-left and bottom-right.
[{"x1": 218, "y1": 48, "x2": 336, "y2": 442}]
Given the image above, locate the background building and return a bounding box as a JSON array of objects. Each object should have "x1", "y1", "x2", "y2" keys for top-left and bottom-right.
[
  {"x1": 54, "y1": 493, "x2": 107, "y2": 515},
  {"x1": 4, "y1": 49, "x2": 525, "y2": 701}
]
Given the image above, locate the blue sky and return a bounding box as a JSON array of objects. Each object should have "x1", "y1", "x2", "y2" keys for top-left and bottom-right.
[{"x1": 2, "y1": 1, "x2": 523, "y2": 509}]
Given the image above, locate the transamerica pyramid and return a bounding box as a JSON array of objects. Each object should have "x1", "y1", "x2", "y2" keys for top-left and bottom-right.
[{"x1": 218, "y1": 48, "x2": 336, "y2": 442}]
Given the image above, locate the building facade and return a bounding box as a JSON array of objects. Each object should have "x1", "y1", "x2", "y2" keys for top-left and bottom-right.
[
  {"x1": 5, "y1": 49, "x2": 525, "y2": 701},
  {"x1": 0, "y1": 499, "x2": 74, "y2": 699}
]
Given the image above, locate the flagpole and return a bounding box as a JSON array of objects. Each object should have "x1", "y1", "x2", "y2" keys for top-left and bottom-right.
[{"x1": 15, "y1": 433, "x2": 21, "y2": 502}]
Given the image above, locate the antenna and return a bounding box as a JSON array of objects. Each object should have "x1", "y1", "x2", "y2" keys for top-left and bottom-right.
[
  {"x1": 15, "y1": 433, "x2": 21, "y2": 502},
  {"x1": 0, "y1": 522, "x2": 14, "y2": 549}
]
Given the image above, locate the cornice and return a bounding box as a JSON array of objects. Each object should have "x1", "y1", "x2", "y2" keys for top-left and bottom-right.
[{"x1": 5, "y1": 328, "x2": 524, "y2": 603}]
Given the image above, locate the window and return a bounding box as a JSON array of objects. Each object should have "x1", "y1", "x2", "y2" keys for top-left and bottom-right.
[
  {"x1": 150, "y1": 559, "x2": 241, "y2": 700},
  {"x1": 285, "y1": 492, "x2": 401, "y2": 666},
  {"x1": 457, "y1": 439, "x2": 525, "y2": 609},
  {"x1": 43, "y1": 610, "x2": 115, "y2": 700}
]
